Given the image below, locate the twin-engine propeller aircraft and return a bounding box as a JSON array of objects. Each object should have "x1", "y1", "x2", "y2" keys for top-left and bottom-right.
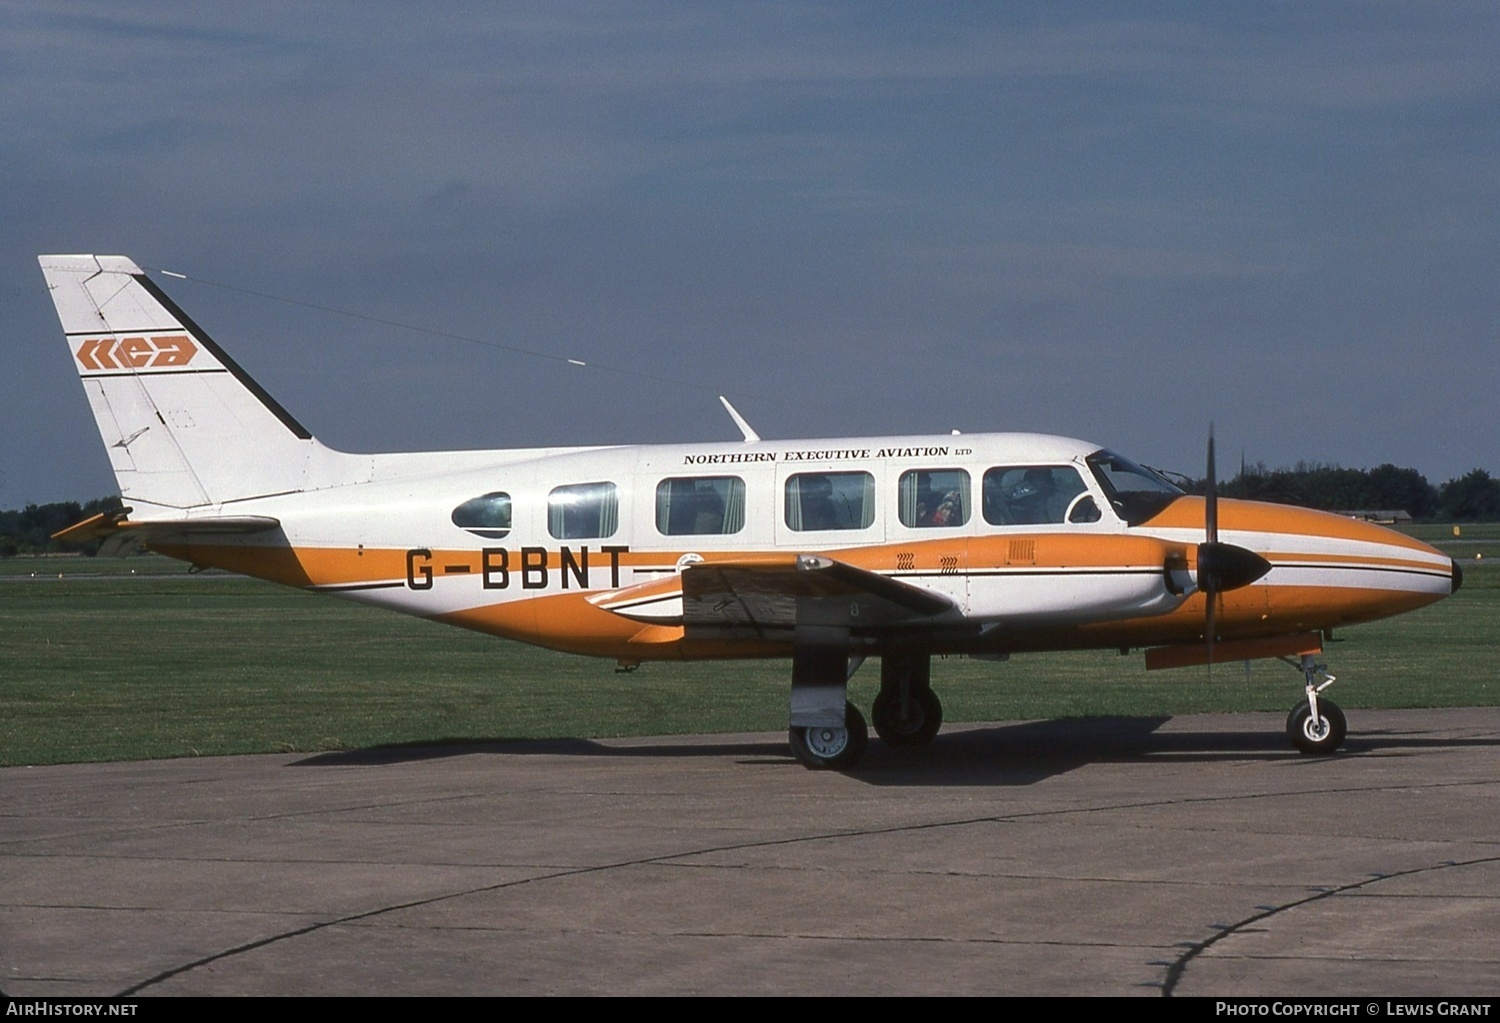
[{"x1": 41, "y1": 254, "x2": 1462, "y2": 769}]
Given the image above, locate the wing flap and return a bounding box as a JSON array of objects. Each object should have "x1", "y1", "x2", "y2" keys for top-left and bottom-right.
[{"x1": 589, "y1": 553, "x2": 956, "y2": 636}]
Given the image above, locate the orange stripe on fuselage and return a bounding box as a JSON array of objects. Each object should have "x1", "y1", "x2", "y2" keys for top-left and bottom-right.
[
  {"x1": 984, "y1": 582, "x2": 1447, "y2": 656},
  {"x1": 150, "y1": 541, "x2": 410, "y2": 587},
  {"x1": 435, "y1": 593, "x2": 784, "y2": 661},
  {"x1": 147, "y1": 522, "x2": 1448, "y2": 661},
  {"x1": 149, "y1": 534, "x2": 1444, "y2": 591},
  {"x1": 434, "y1": 579, "x2": 1446, "y2": 661},
  {"x1": 1082, "y1": 582, "x2": 1444, "y2": 644},
  {"x1": 153, "y1": 535, "x2": 1187, "y2": 588}
]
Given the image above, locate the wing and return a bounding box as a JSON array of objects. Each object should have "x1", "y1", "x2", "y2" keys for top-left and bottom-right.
[{"x1": 589, "y1": 553, "x2": 957, "y2": 640}]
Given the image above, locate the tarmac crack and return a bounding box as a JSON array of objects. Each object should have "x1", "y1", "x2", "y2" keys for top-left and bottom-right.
[
  {"x1": 354, "y1": 924, "x2": 1168, "y2": 951},
  {"x1": 113, "y1": 779, "x2": 1497, "y2": 995},
  {"x1": 1159, "y1": 853, "x2": 1500, "y2": 997}
]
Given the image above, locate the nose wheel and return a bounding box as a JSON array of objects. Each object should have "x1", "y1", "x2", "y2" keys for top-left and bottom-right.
[{"x1": 1287, "y1": 700, "x2": 1346, "y2": 754}]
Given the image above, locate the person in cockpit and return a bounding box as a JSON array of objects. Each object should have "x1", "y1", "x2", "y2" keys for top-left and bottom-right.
[{"x1": 1009, "y1": 468, "x2": 1058, "y2": 524}]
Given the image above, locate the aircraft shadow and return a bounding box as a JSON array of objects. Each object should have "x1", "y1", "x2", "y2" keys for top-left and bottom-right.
[{"x1": 292, "y1": 715, "x2": 1500, "y2": 787}]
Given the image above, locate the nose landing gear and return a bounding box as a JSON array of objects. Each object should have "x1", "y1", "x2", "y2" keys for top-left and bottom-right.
[{"x1": 1281, "y1": 653, "x2": 1345, "y2": 755}]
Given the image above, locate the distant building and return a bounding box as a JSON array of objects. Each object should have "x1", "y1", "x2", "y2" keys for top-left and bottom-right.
[{"x1": 1339, "y1": 509, "x2": 1413, "y2": 525}]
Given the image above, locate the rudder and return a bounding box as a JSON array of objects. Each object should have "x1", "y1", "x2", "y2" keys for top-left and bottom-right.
[{"x1": 40, "y1": 254, "x2": 319, "y2": 514}]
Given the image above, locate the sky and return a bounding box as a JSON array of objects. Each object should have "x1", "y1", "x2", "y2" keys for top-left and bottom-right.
[{"x1": 4, "y1": 1, "x2": 1497, "y2": 507}]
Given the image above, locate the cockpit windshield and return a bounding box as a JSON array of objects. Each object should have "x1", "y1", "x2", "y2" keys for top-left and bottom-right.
[{"x1": 1085, "y1": 449, "x2": 1184, "y2": 526}]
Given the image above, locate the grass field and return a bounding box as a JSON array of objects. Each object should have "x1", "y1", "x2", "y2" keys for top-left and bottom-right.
[{"x1": 2, "y1": 531, "x2": 1495, "y2": 766}]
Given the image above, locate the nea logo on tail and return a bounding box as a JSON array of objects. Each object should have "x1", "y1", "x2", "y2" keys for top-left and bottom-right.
[{"x1": 74, "y1": 334, "x2": 199, "y2": 372}]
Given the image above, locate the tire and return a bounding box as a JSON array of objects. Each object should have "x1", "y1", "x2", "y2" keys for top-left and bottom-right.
[
  {"x1": 1286, "y1": 700, "x2": 1347, "y2": 755},
  {"x1": 789, "y1": 701, "x2": 869, "y2": 770},
  {"x1": 871, "y1": 687, "x2": 943, "y2": 746}
]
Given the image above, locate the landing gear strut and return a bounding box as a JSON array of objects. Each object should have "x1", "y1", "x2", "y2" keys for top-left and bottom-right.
[
  {"x1": 1282, "y1": 653, "x2": 1346, "y2": 755},
  {"x1": 787, "y1": 624, "x2": 866, "y2": 770},
  {"x1": 785, "y1": 640, "x2": 945, "y2": 769}
]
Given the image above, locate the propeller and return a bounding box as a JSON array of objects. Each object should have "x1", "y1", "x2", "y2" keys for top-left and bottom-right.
[{"x1": 1195, "y1": 424, "x2": 1272, "y2": 665}]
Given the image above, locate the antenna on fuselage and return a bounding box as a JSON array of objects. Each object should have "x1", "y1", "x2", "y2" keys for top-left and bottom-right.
[{"x1": 718, "y1": 396, "x2": 761, "y2": 443}]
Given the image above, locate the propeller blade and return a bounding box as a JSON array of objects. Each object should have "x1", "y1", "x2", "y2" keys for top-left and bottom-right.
[
  {"x1": 1206, "y1": 588, "x2": 1216, "y2": 668},
  {"x1": 1197, "y1": 540, "x2": 1271, "y2": 672},
  {"x1": 1204, "y1": 424, "x2": 1217, "y2": 674},
  {"x1": 1196, "y1": 423, "x2": 1270, "y2": 595},
  {"x1": 1205, "y1": 422, "x2": 1217, "y2": 545},
  {"x1": 1199, "y1": 423, "x2": 1263, "y2": 674}
]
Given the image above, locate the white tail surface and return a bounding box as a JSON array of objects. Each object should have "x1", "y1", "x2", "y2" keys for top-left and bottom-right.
[{"x1": 40, "y1": 254, "x2": 333, "y2": 514}]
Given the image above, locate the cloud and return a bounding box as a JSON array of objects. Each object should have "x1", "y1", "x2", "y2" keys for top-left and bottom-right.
[{"x1": 4, "y1": 2, "x2": 1498, "y2": 503}]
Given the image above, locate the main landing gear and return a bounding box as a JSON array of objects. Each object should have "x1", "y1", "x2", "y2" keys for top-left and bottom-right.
[
  {"x1": 870, "y1": 650, "x2": 943, "y2": 747},
  {"x1": 786, "y1": 641, "x2": 942, "y2": 770},
  {"x1": 788, "y1": 702, "x2": 868, "y2": 770},
  {"x1": 1282, "y1": 653, "x2": 1346, "y2": 755}
]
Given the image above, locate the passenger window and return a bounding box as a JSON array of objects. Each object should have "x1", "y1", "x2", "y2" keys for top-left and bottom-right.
[
  {"x1": 656, "y1": 476, "x2": 746, "y2": 536},
  {"x1": 785, "y1": 472, "x2": 875, "y2": 531},
  {"x1": 982, "y1": 466, "x2": 1092, "y2": 526},
  {"x1": 898, "y1": 469, "x2": 969, "y2": 528},
  {"x1": 548, "y1": 482, "x2": 619, "y2": 540},
  {"x1": 451, "y1": 492, "x2": 512, "y2": 539}
]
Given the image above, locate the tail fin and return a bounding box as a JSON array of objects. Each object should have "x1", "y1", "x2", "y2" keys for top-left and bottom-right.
[{"x1": 40, "y1": 255, "x2": 323, "y2": 514}]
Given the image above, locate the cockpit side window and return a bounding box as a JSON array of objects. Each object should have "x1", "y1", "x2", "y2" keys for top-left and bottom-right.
[
  {"x1": 452, "y1": 492, "x2": 512, "y2": 539},
  {"x1": 982, "y1": 466, "x2": 1093, "y2": 526},
  {"x1": 1085, "y1": 450, "x2": 1183, "y2": 526}
]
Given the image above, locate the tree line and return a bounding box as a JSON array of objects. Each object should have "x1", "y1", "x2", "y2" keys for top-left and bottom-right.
[
  {"x1": 1178, "y1": 464, "x2": 1500, "y2": 521},
  {"x1": 3, "y1": 464, "x2": 1498, "y2": 556},
  {"x1": 0, "y1": 497, "x2": 123, "y2": 557}
]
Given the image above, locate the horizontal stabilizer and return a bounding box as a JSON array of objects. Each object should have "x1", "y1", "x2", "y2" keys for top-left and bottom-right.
[{"x1": 53, "y1": 511, "x2": 281, "y2": 557}]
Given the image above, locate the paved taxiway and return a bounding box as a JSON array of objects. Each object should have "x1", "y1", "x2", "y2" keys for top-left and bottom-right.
[{"x1": 3, "y1": 708, "x2": 1498, "y2": 997}]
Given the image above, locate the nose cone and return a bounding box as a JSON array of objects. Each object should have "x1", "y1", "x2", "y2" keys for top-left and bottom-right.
[{"x1": 1452, "y1": 558, "x2": 1464, "y2": 594}]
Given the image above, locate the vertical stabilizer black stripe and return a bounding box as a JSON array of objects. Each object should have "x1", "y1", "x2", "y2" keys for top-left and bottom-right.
[{"x1": 133, "y1": 273, "x2": 314, "y2": 440}]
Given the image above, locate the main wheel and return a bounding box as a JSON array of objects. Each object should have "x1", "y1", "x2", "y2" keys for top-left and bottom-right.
[
  {"x1": 1286, "y1": 699, "x2": 1347, "y2": 755},
  {"x1": 871, "y1": 687, "x2": 943, "y2": 746},
  {"x1": 789, "y1": 701, "x2": 868, "y2": 770}
]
